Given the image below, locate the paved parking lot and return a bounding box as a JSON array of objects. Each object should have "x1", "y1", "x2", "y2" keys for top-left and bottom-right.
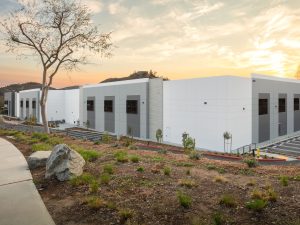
[{"x1": 262, "y1": 137, "x2": 300, "y2": 158}]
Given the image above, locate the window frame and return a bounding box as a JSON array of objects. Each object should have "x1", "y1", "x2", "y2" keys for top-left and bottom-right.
[
  {"x1": 26, "y1": 100, "x2": 29, "y2": 109},
  {"x1": 126, "y1": 100, "x2": 138, "y2": 114},
  {"x1": 259, "y1": 99, "x2": 268, "y2": 115},
  {"x1": 20, "y1": 100, "x2": 23, "y2": 108},
  {"x1": 294, "y1": 98, "x2": 299, "y2": 111},
  {"x1": 104, "y1": 100, "x2": 113, "y2": 113},
  {"x1": 32, "y1": 100, "x2": 36, "y2": 109},
  {"x1": 87, "y1": 100, "x2": 94, "y2": 112},
  {"x1": 279, "y1": 98, "x2": 286, "y2": 113}
]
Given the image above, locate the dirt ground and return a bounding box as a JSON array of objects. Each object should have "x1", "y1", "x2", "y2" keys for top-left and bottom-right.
[{"x1": 2, "y1": 131, "x2": 300, "y2": 225}]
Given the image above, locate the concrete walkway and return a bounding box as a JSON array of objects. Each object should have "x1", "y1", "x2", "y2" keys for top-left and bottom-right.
[{"x1": 0, "y1": 138, "x2": 55, "y2": 225}]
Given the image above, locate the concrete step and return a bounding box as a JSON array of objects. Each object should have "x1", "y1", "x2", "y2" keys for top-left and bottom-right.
[{"x1": 266, "y1": 147, "x2": 300, "y2": 157}]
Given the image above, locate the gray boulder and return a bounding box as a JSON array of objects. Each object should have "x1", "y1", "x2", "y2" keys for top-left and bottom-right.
[
  {"x1": 45, "y1": 144, "x2": 85, "y2": 181},
  {"x1": 28, "y1": 151, "x2": 52, "y2": 169}
]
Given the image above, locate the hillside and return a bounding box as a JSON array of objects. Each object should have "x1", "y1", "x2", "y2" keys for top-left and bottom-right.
[
  {"x1": 0, "y1": 82, "x2": 55, "y2": 97},
  {"x1": 100, "y1": 71, "x2": 169, "y2": 83}
]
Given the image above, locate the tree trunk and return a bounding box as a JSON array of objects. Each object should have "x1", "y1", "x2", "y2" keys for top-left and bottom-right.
[{"x1": 40, "y1": 86, "x2": 50, "y2": 133}]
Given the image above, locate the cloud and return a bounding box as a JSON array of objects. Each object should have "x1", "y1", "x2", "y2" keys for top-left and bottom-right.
[{"x1": 82, "y1": 0, "x2": 103, "y2": 13}]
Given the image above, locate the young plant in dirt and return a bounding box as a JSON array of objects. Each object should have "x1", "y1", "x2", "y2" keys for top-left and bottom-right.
[
  {"x1": 103, "y1": 164, "x2": 114, "y2": 175},
  {"x1": 246, "y1": 199, "x2": 267, "y2": 212},
  {"x1": 130, "y1": 155, "x2": 140, "y2": 163},
  {"x1": 280, "y1": 176, "x2": 289, "y2": 186},
  {"x1": 156, "y1": 129, "x2": 163, "y2": 143},
  {"x1": 136, "y1": 166, "x2": 144, "y2": 172},
  {"x1": 163, "y1": 166, "x2": 171, "y2": 176},
  {"x1": 243, "y1": 157, "x2": 258, "y2": 168},
  {"x1": 219, "y1": 194, "x2": 237, "y2": 207},
  {"x1": 189, "y1": 150, "x2": 201, "y2": 160},
  {"x1": 86, "y1": 196, "x2": 104, "y2": 210},
  {"x1": 102, "y1": 132, "x2": 112, "y2": 144},
  {"x1": 177, "y1": 191, "x2": 192, "y2": 208},
  {"x1": 182, "y1": 132, "x2": 196, "y2": 152},
  {"x1": 114, "y1": 151, "x2": 129, "y2": 163}
]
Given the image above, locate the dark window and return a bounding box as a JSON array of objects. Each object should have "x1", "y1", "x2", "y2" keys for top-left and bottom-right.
[
  {"x1": 126, "y1": 100, "x2": 138, "y2": 114},
  {"x1": 87, "y1": 100, "x2": 94, "y2": 111},
  {"x1": 20, "y1": 101, "x2": 23, "y2": 107},
  {"x1": 32, "y1": 100, "x2": 36, "y2": 109},
  {"x1": 104, "y1": 100, "x2": 113, "y2": 112},
  {"x1": 4, "y1": 101, "x2": 8, "y2": 106},
  {"x1": 259, "y1": 99, "x2": 268, "y2": 115},
  {"x1": 279, "y1": 98, "x2": 286, "y2": 113},
  {"x1": 294, "y1": 98, "x2": 299, "y2": 111},
  {"x1": 26, "y1": 100, "x2": 29, "y2": 108}
]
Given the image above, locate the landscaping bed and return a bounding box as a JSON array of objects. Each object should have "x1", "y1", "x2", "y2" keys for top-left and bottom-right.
[{"x1": 0, "y1": 129, "x2": 300, "y2": 225}]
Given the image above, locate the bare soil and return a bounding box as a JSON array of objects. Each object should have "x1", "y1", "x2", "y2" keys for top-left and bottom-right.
[{"x1": 2, "y1": 132, "x2": 300, "y2": 225}]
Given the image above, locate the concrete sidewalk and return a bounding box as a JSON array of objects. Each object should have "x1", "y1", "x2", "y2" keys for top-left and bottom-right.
[{"x1": 0, "y1": 138, "x2": 55, "y2": 225}]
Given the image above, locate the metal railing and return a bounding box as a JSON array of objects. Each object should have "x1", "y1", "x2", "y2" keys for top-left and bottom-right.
[{"x1": 232, "y1": 143, "x2": 257, "y2": 156}]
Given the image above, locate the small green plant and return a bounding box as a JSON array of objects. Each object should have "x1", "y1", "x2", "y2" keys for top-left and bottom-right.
[
  {"x1": 246, "y1": 199, "x2": 267, "y2": 211},
  {"x1": 206, "y1": 164, "x2": 217, "y2": 170},
  {"x1": 182, "y1": 132, "x2": 196, "y2": 151},
  {"x1": 119, "y1": 208, "x2": 133, "y2": 222},
  {"x1": 130, "y1": 155, "x2": 140, "y2": 163},
  {"x1": 114, "y1": 151, "x2": 128, "y2": 163},
  {"x1": 86, "y1": 196, "x2": 104, "y2": 209},
  {"x1": 280, "y1": 176, "x2": 289, "y2": 186},
  {"x1": 189, "y1": 150, "x2": 201, "y2": 160},
  {"x1": 128, "y1": 145, "x2": 138, "y2": 150},
  {"x1": 163, "y1": 166, "x2": 171, "y2": 176},
  {"x1": 219, "y1": 194, "x2": 236, "y2": 207},
  {"x1": 100, "y1": 173, "x2": 111, "y2": 184},
  {"x1": 70, "y1": 173, "x2": 95, "y2": 186},
  {"x1": 103, "y1": 164, "x2": 114, "y2": 174},
  {"x1": 179, "y1": 179, "x2": 196, "y2": 188},
  {"x1": 89, "y1": 180, "x2": 99, "y2": 193},
  {"x1": 32, "y1": 132, "x2": 49, "y2": 142},
  {"x1": 266, "y1": 188, "x2": 278, "y2": 202},
  {"x1": 102, "y1": 132, "x2": 112, "y2": 143},
  {"x1": 177, "y1": 191, "x2": 192, "y2": 208},
  {"x1": 76, "y1": 148, "x2": 102, "y2": 162},
  {"x1": 94, "y1": 140, "x2": 101, "y2": 145},
  {"x1": 158, "y1": 148, "x2": 167, "y2": 154},
  {"x1": 32, "y1": 143, "x2": 52, "y2": 152},
  {"x1": 243, "y1": 157, "x2": 258, "y2": 168},
  {"x1": 46, "y1": 136, "x2": 63, "y2": 145},
  {"x1": 212, "y1": 212, "x2": 224, "y2": 225},
  {"x1": 251, "y1": 188, "x2": 264, "y2": 200},
  {"x1": 137, "y1": 166, "x2": 144, "y2": 172},
  {"x1": 186, "y1": 169, "x2": 191, "y2": 175},
  {"x1": 156, "y1": 129, "x2": 163, "y2": 143}
]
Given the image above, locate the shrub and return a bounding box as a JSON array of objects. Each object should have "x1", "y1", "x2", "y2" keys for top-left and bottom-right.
[
  {"x1": 179, "y1": 179, "x2": 196, "y2": 188},
  {"x1": 246, "y1": 199, "x2": 267, "y2": 211},
  {"x1": 189, "y1": 151, "x2": 201, "y2": 160},
  {"x1": 156, "y1": 129, "x2": 163, "y2": 143},
  {"x1": 219, "y1": 194, "x2": 237, "y2": 207},
  {"x1": 177, "y1": 191, "x2": 192, "y2": 208},
  {"x1": 182, "y1": 132, "x2": 196, "y2": 151},
  {"x1": 32, "y1": 143, "x2": 52, "y2": 152},
  {"x1": 76, "y1": 148, "x2": 102, "y2": 162},
  {"x1": 100, "y1": 173, "x2": 111, "y2": 184},
  {"x1": 206, "y1": 164, "x2": 217, "y2": 170},
  {"x1": 89, "y1": 180, "x2": 99, "y2": 193},
  {"x1": 94, "y1": 140, "x2": 101, "y2": 145},
  {"x1": 137, "y1": 166, "x2": 144, "y2": 172},
  {"x1": 86, "y1": 196, "x2": 104, "y2": 209},
  {"x1": 103, "y1": 164, "x2": 114, "y2": 174},
  {"x1": 251, "y1": 188, "x2": 264, "y2": 200},
  {"x1": 114, "y1": 151, "x2": 128, "y2": 163},
  {"x1": 102, "y1": 132, "x2": 112, "y2": 143},
  {"x1": 243, "y1": 158, "x2": 258, "y2": 168},
  {"x1": 280, "y1": 176, "x2": 289, "y2": 186},
  {"x1": 46, "y1": 136, "x2": 63, "y2": 145},
  {"x1": 186, "y1": 169, "x2": 191, "y2": 176},
  {"x1": 266, "y1": 188, "x2": 278, "y2": 202},
  {"x1": 130, "y1": 155, "x2": 140, "y2": 163},
  {"x1": 163, "y1": 166, "x2": 171, "y2": 176}
]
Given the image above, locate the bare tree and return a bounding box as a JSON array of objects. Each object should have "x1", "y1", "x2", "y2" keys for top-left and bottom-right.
[{"x1": 1, "y1": 0, "x2": 112, "y2": 133}]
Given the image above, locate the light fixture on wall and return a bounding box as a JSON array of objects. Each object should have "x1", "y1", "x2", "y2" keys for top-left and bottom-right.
[{"x1": 204, "y1": 102, "x2": 207, "y2": 105}]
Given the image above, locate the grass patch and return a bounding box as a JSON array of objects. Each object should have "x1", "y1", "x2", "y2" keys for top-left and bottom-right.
[
  {"x1": 189, "y1": 150, "x2": 201, "y2": 160},
  {"x1": 219, "y1": 194, "x2": 237, "y2": 207},
  {"x1": 114, "y1": 151, "x2": 129, "y2": 163},
  {"x1": 179, "y1": 179, "x2": 196, "y2": 188},
  {"x1": 32, "y1": 143, "x2": 52, "y2": 152},
  {"x1": 119, "y1": 208, "x2": 133, "y2": 222},
  {"x1": 70, "y1": 173, "x2": 95, "y2": 186},
  {"x1": 31, "y1": 132, "x2": 49, "y2": 142},
  {"x1": 163, "y1": 166, "x2": 171, "y2": 176},
  {"x1": 214, "y1": 175, "x2": 228, "y2": 183},
  {"x1": 100, "y1": 173, "x2": 111, "y2": 184},
  {"x1": 46, "y1": 136, "x2": 63, "y2": 145},
  {"x1": 243, "y1": 158, "x2": 258, "y2": 168},
  {"x1": 89, "y1": 180, "x2": 99, "y2": 193},
  {"x1": 130, "y1": 155, "x2": 140, "y2": 163},
  {"x1": 75, "y1": 147, "x2": 102, "y2": 162},
  {"x1": 176, "y1": 162, "x2": 194, "y2": 167},
  {"x1": 177, "y1": 191, "x2": 192, "y2": 208},
  {"x1": 103, "y1": 164, "x2": 114, "y2": 174},
  {"x1": 279, "y1": 176, "x2": 289, "y2": 186},
  {"x1": 205, "y1": 164, "x2": 226, "y2": 174},
  {"x1": 212, "y1": 212, "x2": 224, "y2": 225},
  {"x1": 86, "y1": 196, "x2": 104, "y2": 209},
  {"x1": 136, "y1": 166, "x2": 144, "y2": 172},
  {"x1": 246, "y1": 199, "x2": 267, "y2": 211}
]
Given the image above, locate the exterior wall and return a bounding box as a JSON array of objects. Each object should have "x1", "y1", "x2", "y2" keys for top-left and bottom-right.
[
  {"x1": 149, "y1": 79, "x2": 164, "y2": 140},
  {"x1": 163, "y1": 76, "x2": 252, "y2": 152},
  {"x1": 252, "y1": 74, "x2": 300, "y2": 144},
  {"x1": 4, "y1": 92, "x2": 13, "y2": 116},
  {"x1": 18, "y1": 89, "x2": 41, "y2": 122},
  {"x1": 81, "y1": 79, "x2": 150, "y2": 138},
  {"x1": 64, "y1": 89, "x2": 80, "y2": 125}
]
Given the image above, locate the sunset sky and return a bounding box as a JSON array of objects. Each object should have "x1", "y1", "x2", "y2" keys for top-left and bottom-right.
[{"x1": 1, "y1": 0, "x2": 300, "y2": 88}]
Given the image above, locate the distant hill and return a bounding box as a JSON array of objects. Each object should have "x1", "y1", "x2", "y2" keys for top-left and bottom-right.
[
  {"x1": 0, "y1": 82, "x2": 53, "y2": 97},
  {"x1": 100, "y1": 71, "x2": 169, "y2": 83},
  {"x1": 60, "y1": 85, "x2": 80, "y2": 90}
]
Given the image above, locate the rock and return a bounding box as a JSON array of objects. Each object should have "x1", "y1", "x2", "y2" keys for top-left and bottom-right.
[
  {"x1": 45, "y1": 144, "x2": 85, "y2": 181},
  {"x1": 28, "y1": 151, "x2": 52, "y2": 169}
]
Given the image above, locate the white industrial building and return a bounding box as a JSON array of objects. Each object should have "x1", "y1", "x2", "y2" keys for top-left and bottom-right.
[{"x1": 4, "y1": 73, "x2": 300, "y2": 152}]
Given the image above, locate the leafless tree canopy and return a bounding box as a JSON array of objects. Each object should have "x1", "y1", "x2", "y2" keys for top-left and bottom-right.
[{"x1": 1, "y1": 0, "x2": 113, "y2": 132}]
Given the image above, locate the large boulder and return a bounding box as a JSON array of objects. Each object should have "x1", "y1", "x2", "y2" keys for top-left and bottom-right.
[
  {"x1": 28, "y1": 151, "x2": 52, "y2": 169},
  {"x1": 45, "y1": 144, "x2": 85, "y2": 181}
]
